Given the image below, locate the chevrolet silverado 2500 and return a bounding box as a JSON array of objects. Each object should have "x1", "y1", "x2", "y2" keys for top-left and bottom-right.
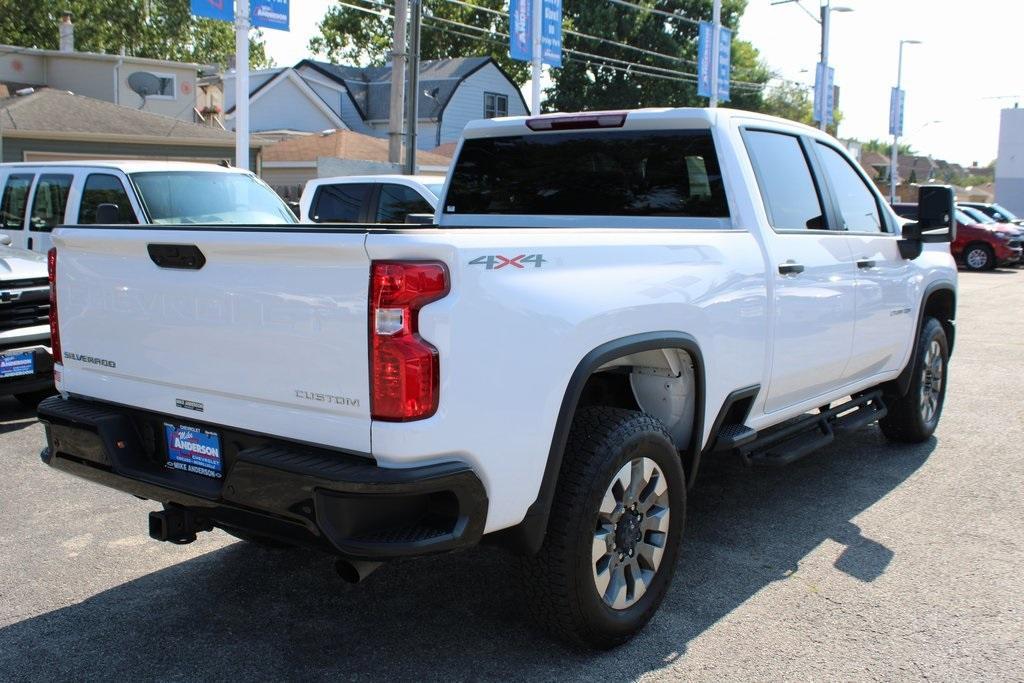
[{"x1": 38, "y1": 108, "x2": 958, "y2": 648}]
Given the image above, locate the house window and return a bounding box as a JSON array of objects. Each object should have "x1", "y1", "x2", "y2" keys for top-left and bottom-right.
[
  {"x1": 484, "y1": 92, "x2": 508, "y2": 119},
  {"x1": 129, "y1": 71, "x2": 177, "y2": 99}
]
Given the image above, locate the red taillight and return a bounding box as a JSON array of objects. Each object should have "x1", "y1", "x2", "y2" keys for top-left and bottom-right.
[
  {"x1": 47, "y1": 248, "x2": 62, "y2": 365},
  {"x1": 525, "y1": 111, "x2": 628, "y2": 131},
  {"x1": 369, "y1": 261, "x2": 449, "y2": 421}
]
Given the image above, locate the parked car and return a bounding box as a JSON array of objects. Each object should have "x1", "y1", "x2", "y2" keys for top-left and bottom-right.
[
  {"x1": 0, "y1": 236, "x2": 53, "y2": 406},
  {"x1": 39, "y1": 108, "x2": 958, "y2": 648},
  {"x1": 893, "y1": 202, "x2": 1021, "y2": 270},
  {"x1": 959, "y1": 201, "x2": 1023, "y2": 226},
  {"x1": 299, "y1": 175, "x2": 443, "y2": 224},
  {"x1": 0, "y1": 161, "x2": 296, "y2": 253}
]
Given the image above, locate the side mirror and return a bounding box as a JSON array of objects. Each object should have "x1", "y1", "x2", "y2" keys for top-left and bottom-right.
[
  {"x1": 899, "y1": 185, "x2": 955, "y2": 259},
  {"x1": 95, "y1": 203, "x2": 122, "y2": 224},
  {"x1": 0, "y1": 234, "x2": 11, "y2": 247}
]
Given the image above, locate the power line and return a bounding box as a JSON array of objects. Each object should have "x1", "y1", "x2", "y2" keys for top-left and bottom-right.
[{"x1": 605, "y1": 0, "x2": 701, "y2": 27}]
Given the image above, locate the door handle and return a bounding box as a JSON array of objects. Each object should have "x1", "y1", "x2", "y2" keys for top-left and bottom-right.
[
  {"x1": 856, "y1": 258, "x2": 876, "y2": 269},
  {"x1": 778, "y1": 261, "x2": 805, "y2": 275},
  {"x1": 27, "y1": 237, "x2": 33, "y2": 251},
  {"x1": 147, "y1": 244, "x2": 206, "y2": 270}
]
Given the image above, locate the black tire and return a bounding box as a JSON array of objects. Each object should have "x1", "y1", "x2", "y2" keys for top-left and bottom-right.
[
  {"x1": 13, "y1": 388, "x2": 56, "y2": 410},
  {"x1": 880, "y1": 317, "x2": 949, "y2": 443},
  {"x1": 962, "y1": 243, "x2": 995, "y2": 271},
  {"x1": 520, "y1": 407, "x2": 686, "y2": 649}
]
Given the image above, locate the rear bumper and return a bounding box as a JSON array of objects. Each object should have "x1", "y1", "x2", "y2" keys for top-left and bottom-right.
[{"x1": 38, "y1": 396, "x2": 488, "y2": 560}]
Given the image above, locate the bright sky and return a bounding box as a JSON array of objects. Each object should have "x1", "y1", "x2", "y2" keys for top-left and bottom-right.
[{"x1": 263, "y1": 0, "x2": 1024, "y2": 166}]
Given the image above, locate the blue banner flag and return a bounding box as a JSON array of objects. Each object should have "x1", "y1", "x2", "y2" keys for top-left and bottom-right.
[
  {"x1": 541, "y1": 0, "x2": 562, "y2": 67},
  {"x1": 716, "y1": 26, "x2": 732, "y2": 102},
  {"x1": 813, "y1": 62, "x2": 836, "y2": 125},
  {"x1": 252, "y1": 0, "x2": 289, "y2": 31},
  {"x1": 889, "y1": 87, "x2": 905, "y2": 136},
  {"x1": 509, "y1": 0, "x2": 532, "y2": 62},
  {"x1": 191, "y1": 0, "x2": 234, "y2": 22},
  {"x1": 697, "y1": 21, "x2": 712, "y2": 98}
]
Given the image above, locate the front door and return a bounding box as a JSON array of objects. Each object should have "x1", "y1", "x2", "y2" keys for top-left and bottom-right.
[
  {"x1": 810, "y1": 141, "x2": 916, "y2": 381},
  {"x1": 27, "y1": 173, "x2": 73, "y2": 253},
  {"x1": 0, "y1": 172, "x2": 35, "y2": 249},
  {"x1": 742, "y1": 129, "x2": 858, "y2": 414}
]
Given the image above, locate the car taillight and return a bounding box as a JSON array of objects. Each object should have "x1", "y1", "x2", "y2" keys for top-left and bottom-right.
[
  {"x1": 47, "y1": 247, "x2": 62, "y2": 365},
  {"x1": 369, "y1": 261, "x2": 449, "y2": 421}
]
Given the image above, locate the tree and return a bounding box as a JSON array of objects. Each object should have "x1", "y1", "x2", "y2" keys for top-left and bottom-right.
[
  {"x1": 312, "y1": 0, "x2": 530, "y2": 83},
  {"x1": 0, "y1": 0, "x2": 269, "y2": 68},
  {"x1": 545, "y1": 0, "x2": 771, "y2": 112},
  {"x1": 862, "y1": 138, "x2": 914, "y2": 156},
  {"x1": 755, "y1": 80, "x2": 841, "y2": 136}
]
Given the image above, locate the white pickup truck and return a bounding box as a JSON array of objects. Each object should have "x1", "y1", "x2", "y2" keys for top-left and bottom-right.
[{"x1": 38, "y1": 108, "x2": 958, "y2": 649}]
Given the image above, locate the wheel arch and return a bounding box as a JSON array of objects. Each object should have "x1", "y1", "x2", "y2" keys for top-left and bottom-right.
[
  {"x1": 487, "y1": 331, "x2": 706, "y2": 555},
  {"x1": 888, "y1": 281, "x2": 956, "y2": 397}
]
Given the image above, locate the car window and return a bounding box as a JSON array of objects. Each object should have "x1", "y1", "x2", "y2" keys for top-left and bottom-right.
[
  {"x1": 446, "y1": 129, "x2": 729, "y2": 217},
  {"x1": 376, "y1": 184, "x2": 433, "y2": 223},
  {"x1": 0, "y1": 174, "x2": 33, "y2": 230},
  {"x1": 892, "y1": 204, "x2": 918, "y2": 220},
  {"x1": 29, "y1": 174, "x2": 73, "y2": 232},
  {"x1": 78, "y1": 174, "x2": 137, "y2": 224},
  {"x1": 815, "y1": 143, "x2": 883, "y2": 233},
  {"x1": 959, "y1": 206, "x2": 994, "y2": 224},
  {"x1": 743, "y1": 130, "x2": 826, "y2": 231},
  {"x1": 311, "y1": 183, "x2": 371, "y2": 223},
  {"x1": 990, "y1": 203, "x2": 1020, "y2": 222},
  {"x1": 130, "y1": 171, "x2": 296, "y2": 225}
]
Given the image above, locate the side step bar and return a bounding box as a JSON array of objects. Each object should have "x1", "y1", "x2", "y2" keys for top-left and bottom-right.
[{"x1": 733, "y1": 391, "x2": 887, "y2": 467}]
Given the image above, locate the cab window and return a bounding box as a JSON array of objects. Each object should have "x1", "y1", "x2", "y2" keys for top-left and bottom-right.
[
  {"x1": 815, "y1": 143, "x2": 883, "y2": 232},
  {"x1": 376, "y1": 184, "x2": 433, "y2": 223},
  {"x1": 0, "y1": 174, "x2": 33, "y2": 230},
  {"x1": 78, "y1": 174, "x2": 137, "y2": 224},
  {"x1": 743, "y1": 130, "x2": 827, "y2": 231},
  {"x1": 30, "y1": 174, "x2": 73, "y2": 231},
  {"x1": 311, "y1": 183, "x2": 370, "y2": 223}
]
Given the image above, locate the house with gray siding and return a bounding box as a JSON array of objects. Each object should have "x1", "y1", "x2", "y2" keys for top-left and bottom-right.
[{"x1": 223, "y1": 57, "x2": 527, "y2": 150}]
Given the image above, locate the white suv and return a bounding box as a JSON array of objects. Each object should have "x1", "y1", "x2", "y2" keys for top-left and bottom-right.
[{"x1": 299, "y1": 175, "x2": 444, "y2": 224}]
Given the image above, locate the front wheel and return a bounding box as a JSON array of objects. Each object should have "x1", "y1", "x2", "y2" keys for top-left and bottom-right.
[
  {"x1": 880, "y1": 317, "x2": 949, "y2": 443},
  {"x1": 520, "y1": 407, "x2": 686, "y2": 649}
]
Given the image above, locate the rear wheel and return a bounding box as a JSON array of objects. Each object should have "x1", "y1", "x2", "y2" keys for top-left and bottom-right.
[
  {"x1": 880, "y1": 317, "x2": 949, "y2": 443},
  {"x1": 962, "y1": 243, "x2": 995, "y2": 271},
  {"x1": 520, "y1": 407, "x2": 686, "y2": 649}
]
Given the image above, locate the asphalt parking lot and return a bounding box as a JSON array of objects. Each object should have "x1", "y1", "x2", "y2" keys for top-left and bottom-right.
[{"x1": 1, "y1": 269, "x2": 1021, "y2": 681}]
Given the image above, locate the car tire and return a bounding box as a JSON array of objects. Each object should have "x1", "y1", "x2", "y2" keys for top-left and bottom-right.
[
  {"x1": 962, "y1": 243, "x2": 995, "y2": 271},
  {"x1": 13, "y1": 388, "x2": 55, "y2": 410},
  {"x1": 520, "y1": 407, "x2": 686, "y2": 649},
  {"x1": 880, "y1": 317, "x2": 949, "y2": 443}
]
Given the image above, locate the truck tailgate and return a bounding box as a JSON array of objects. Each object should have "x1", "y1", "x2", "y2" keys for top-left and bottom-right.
[{"x1": 53, "y1": 227, "x2": 372, "y2": 453}]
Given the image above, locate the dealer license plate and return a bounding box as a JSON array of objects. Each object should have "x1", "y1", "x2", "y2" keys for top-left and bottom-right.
[
  {"x1": 164, "y1": 423, "x2": 223, "y2": 479},
  {"x1": 0, "y1": 351, "x2": 34, "y2": 378}
]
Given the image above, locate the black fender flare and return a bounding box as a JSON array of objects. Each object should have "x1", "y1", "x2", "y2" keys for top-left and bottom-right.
[
  {"x1": 489, "y1": 331, "x2": 705, "y2": 555},
  {"x1": 890, "y1": 281, "x2": 956, "y2": 397}
]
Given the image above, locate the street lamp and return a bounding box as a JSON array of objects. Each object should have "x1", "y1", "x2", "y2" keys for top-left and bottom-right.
[
  {"x1": 889, "y1": 39, "x2": 923, "y2": 205},
  {"x1": 771, "y1": 1, "x2": 854, "y2": 131}
]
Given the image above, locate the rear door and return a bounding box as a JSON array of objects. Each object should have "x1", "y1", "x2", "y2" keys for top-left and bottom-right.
[
  {"x1": 0, "y1": 171, "x2": 35, "y2": 249},
  {"x1": 54, "y1": 226, "x2": 373, "y2": 452},
  {"x1": 811, "y1": 141, "x2": 916, "y2": 380},
  {"x1": 28, "y1": 172, "x2": 73, "y2": 253},
  {"x1": 371, "y1": 183, "x2": 435, "y2": 223},
  {"x1": 743, "y1": 128, "x2": 857, "y2": 414}
]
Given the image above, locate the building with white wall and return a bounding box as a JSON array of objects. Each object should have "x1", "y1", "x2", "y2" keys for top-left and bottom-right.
[
  {"x1": 223, "y1": 57, "x2": 528, "y2": 150},
  {"x1": 996, "y1": 107, "x2": 1024, "y2": 216}
]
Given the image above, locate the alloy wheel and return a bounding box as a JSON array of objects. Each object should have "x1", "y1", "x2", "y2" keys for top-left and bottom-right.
[{"x1": 920, "y1": 339, "x2": 943, "y2": 424}]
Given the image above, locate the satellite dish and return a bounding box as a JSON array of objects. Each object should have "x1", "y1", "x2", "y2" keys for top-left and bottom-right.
[{"x1": 128, "y1": 71, "x2": 165, "y2": 98}]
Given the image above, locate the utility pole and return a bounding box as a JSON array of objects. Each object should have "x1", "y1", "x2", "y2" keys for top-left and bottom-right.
[
  {"x1": 709, "y1": 0, "x2": 720, "y2": 108},
  {"x1": 404, "y1": 0, "x2": 422, "y2": 175},
  {"x1": 890, "y1": 39, "x2": 922, "y2": 205},
  {"x1": 819, "y1": 1, "x2": 830, "y2": 131},
  {"x1": 234, "y1": 0, "x2": 250, "y2": 170},
  {"x1": 388, "y1": 0, "x2": 408, "y2": 165},
  {"x1": 531, "y1": 0, "x2": 542, "y2": 113}
]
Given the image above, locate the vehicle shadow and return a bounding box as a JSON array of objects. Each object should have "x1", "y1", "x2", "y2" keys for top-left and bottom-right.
[
  {"x1": 0, "y1": 426, "x2": 933, "y2": 681},
  {"x1": 0, "y1": 397, "x2": 39, "y2": 435}
]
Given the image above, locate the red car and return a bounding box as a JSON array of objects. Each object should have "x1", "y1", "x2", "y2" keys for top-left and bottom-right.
[{"x1": 893, "y1": 203, "x2": 1022, "y2": 271}]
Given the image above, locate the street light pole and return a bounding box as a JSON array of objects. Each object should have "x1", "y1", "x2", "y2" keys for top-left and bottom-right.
[
  {"x1": 889, "y1": 39, "x2": 921, "y2": 205},
  {"x1": 819, "y1": 1, "x2": 830, "y2": 131}
]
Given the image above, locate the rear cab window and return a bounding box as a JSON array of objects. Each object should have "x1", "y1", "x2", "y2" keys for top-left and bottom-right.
[
  {"x1": 376, "y1": 184, "x2": 433, "y2": 223},
  {"x1": 444, "y1": 129, "x2": 729, "y2": 221},
  {"x1": 310, "y1": 183, "x2": 371, "y2": 223},
  {"x1": 30, "y1": 174, "x2": 73, "y2": 232},
  {"x1": 78, "y1": 174, "x2": 138, "y2": 224},
  {"x1": 742, "y1": 130, "x2": 828, "y2": 231}
]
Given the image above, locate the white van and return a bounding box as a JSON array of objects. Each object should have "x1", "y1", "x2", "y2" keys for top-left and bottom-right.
[{"x1": 0, "y1": 161, "x2": 296, "y2": 253}]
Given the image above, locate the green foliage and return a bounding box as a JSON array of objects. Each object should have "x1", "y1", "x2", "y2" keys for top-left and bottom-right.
[
  {"x1": 752, "y1": 80, "x2": 841, "y2": 135},
  {"x1": 312, "y1": 0, "x2": 530, "y2": 84},
  {"x1": 861, "y1": 138, "x2": 913, "y2": 156},
  {"x1": 546, "y1": 0, "x2": 771, "y2": 112},
  {"x1": 0, "y1": 0, "x2": 269, "y2": 68}
]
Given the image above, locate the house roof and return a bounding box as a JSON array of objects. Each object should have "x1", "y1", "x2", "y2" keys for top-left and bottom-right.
[
  {"x1": 428, "y1": 142, "x2": 458, "y2": 158},
  {"x1": 297, "y1": 56, "x2": 523, "y2": 121},
  {"x1": 0, "y1": 88, "x2": 252, "y2": 146},
  {"x1": 0, "y1": 43, "x2": 201, "y2": 69},
  {"x1": 262, "y1": 128, "x2": 452, "y2": 165}
]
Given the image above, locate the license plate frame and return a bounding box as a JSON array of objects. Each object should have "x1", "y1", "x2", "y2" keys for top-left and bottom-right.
[
  {"x1": 164, "y1": 423, "x2": 223, "y2": 479},
  {"x1": 0, "y1": 351, "x2": 34, "y2": 378}
]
